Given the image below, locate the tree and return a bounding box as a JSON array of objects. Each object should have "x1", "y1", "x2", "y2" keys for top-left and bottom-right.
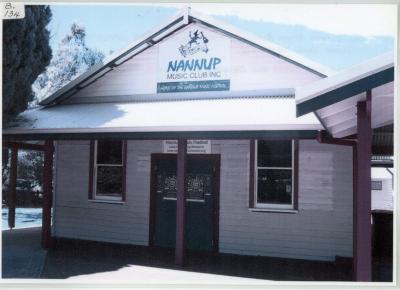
[
  {"x1": 2, "y1": 149, "x2": 11, "y2": 192},
  {"x1": 17, "y1": 151, "x2": 44, "y2": 191},
  {"x1": 32, "y1": 22, "x2": 105, "y2": 104},
  {"x1": 2, "y1": 150, "x2": 44, "y2": 191},
  {"x1": 2, "y1": 5, "x2": 52, "y2": 125}
]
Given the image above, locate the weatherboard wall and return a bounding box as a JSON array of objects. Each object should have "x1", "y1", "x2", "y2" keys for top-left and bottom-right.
[
  {"x1": 53, "y1": 139, "x2": 352, "y2": 261},
  {"x1": 216, "y1": 139, "x2": 353, "y2": 261},
  {"x1": 372, "y1": 177, "x2": 393, "y2": 211},
  {"x1": 66, "y1": 23, "x2": 321, "y2": 104}
]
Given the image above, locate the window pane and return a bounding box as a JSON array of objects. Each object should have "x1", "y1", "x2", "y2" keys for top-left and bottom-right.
[
  {"x1": 156, "y1": 174, "x2": 211, "y2": 200},
  {"x1": 96, "y1": 166, "x2": 123, "y2": 196},
  {"x1": 187, "y1": 174, "x2": 211, "y2": 200},
  {"x1": 97, "y1": 140, "x2": 123, "y2": 164},
  {"x1": 372, "y1": 181, "x2": 382, "y2": 190},
  {"x1": 157, "y1": 174, "x2": 177, "y2": 199},
  {"x1": 257, "y1": 169, "x2": 292, "y2": 205},
  {"x1": 257, "y1": 140, "x2": 292, "y2": 167}
]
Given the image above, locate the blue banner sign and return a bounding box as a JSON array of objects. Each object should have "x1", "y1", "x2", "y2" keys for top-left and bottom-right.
[{"x1": 157, "y1": 80, "x2": 230, "y2": 93}]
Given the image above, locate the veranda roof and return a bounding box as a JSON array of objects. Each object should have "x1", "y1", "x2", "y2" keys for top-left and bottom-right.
[
  {"x1": 3, "y1": 97, "x2": 322, "y2": 139},
  {"x1": 295, "y1": 52, "x2": 394, "y2": 138}
]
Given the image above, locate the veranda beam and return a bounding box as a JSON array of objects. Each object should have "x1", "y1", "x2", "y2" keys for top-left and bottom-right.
[
  {"x1": 2, "y1": 141, "x2": 45, "y2": 151},
  {"x1": 175, "y1": 138, "x2": 187, "y2": 266},
  {"x1": 8, "y1": 146, "x2": 18, "y2": 229},
  {"x1": 42, "y1": 140, "x2": 54, "y2": 248},
  {"x1": 354, "y1": 91, "x2": 372, "y2": 281}
]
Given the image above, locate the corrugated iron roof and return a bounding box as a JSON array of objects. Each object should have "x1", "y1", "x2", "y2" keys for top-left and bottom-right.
[
  {"x1": 4, "y1": 98, "x2": 322, "y2": 136},
  {"x1": 295, "y1": 53, "x2": 394, "y2": 138}
]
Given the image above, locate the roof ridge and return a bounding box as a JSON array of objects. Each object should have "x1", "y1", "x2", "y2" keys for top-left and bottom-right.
[{"x1": 39, "y1": 6, "x2": 332, "y2": 107}]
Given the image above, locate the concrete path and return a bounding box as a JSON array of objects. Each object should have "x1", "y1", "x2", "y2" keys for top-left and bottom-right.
[
  {"x1": 66, "y1": 264, "x2": 268, "y2": 285},
  {"x1": 2, "y1": 227, "x2": 47, "y2": 278}
]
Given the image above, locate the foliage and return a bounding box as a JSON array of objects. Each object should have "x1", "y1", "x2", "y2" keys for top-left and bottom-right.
[
  {"x1": 32, "y1": 22, "x2": 105, "y2": 104},
  {"x1": 2, "y1": 149, "x2": 11, "y2": 190},
  {"x1": 2, "y1": 150, "x2": 44, "y2": 193},
  {"x1": 2, "y1": 5, "x2": 52, "y2": 125},
  {"x1": 17, "y1": 151, "x2": 44, "y2": 191}
]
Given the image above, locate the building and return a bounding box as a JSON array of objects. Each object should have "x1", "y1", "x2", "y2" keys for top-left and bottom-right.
[
  {"x1": 2, "y1": 8, "x2": 394, "y2": 281},
  {"x1": 372, "y1": 167, "x2": 393, "y2": 212}
]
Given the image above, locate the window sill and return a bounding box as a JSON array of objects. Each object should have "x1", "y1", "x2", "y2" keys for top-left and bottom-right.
[
  {"x1": 89, "y1": 199, "x2": 125, "y2": 205},
  {"x1": 249, "y1": 208, "x2": 298, "y2": 214}
]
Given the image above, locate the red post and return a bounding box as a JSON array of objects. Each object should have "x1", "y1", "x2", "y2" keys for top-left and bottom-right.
[
  {"x1": 8, "y1": 147, "x2": 18, "y2": 229},
  {"x1": 42, "y1": 140, "x2": 54, "y2": 248},
  {"x1": 175, "y1": 138, "x2": 187, "y2": 266},
  {"x1": 354, "y1": 91, "x2": 372, "y2": 281}
]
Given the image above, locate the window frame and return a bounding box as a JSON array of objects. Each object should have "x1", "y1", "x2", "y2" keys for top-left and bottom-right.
[
  {"x1": 89, "y1": 140, "x2": 127, "y2": 202},
  {"x1": 250, "y1": 139, "x2": 298, "y2": 211}
]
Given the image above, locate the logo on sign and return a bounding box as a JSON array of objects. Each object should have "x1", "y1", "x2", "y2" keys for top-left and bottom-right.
[
  {"x1": 178, "y1": 30, "x2": 209, "y2": 57},
  {"x1": 157, "y1": 25, "x2": 230, "y2": 93}
]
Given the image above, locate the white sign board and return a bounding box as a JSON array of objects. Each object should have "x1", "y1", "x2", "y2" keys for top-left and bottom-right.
[
  {"x1": 163, "y1": 140, "x2": 211, "y2": 154},
  {"x1": 157, "y1": 24, "x2": 231, "y2": 93}
]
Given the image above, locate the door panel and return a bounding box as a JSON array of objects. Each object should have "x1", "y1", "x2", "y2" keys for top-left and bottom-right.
[
  {"x1": 152, "y1": 154, "x2": 218, "y2": 252},
  {"x1": 154, "y1": 157, "x2": 177, "y2": 248}
]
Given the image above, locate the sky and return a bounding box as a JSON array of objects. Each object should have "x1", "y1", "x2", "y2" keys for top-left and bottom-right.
[{"x1": 48, "y1": 3, "x2": 396, "y2": 71}]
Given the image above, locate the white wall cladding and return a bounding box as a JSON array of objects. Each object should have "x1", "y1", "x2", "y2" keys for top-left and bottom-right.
[
  {"x1": 54, "y1": 139, "x2": 353, "y2": 261},
  {"x1": 214, "y1": 139, "x2": 353, "y2": 261},
  {"x1": 68, "y1": 23, "x2": 321, "y2": 102},
  {"x1": 372, "y1": 177, "x2": 393, "y2": 211},
  {"x1": 54, "y1": 140, "x2": 163, "y2": 245},
  {"x1": 229, "y1": 40, "x2": 321, "y2": 91}
]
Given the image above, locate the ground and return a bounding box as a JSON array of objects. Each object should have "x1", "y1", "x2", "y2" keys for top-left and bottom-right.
[
  {"x1": 2, "y1": 227, "x2": 47, "y2": 278},
  {"x1": 42, "y1": 237, "x2": 353, "y2": 281},
  {"x1": 1, "y1": 227, "x2": 393, "y2": 283}
]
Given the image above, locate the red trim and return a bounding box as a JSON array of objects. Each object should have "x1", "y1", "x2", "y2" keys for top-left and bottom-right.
[
  {"x1": 352, "y1": 145, "x2": 358, "y2": 279},
  {"x1": 317, "y1": 131, "x2": 357, "y2": 147},
  {"x1": 89, "y1": 140, "x2": 126, "y2": 200},
  {"x1": 3, "y1": 141, "x2": 45, "y2": 151},
  {"x1": 122, "y1": 140, "x2": 127, "y2": 202},
  {"x1": 212, "y1": 155, "x2": 221, "y2": 252},
  {"x1": 8, "y1": 146, "x2": 18, "y2": 229},
  {"x1": 249, "y1": 139, "x2": 255, "y2": 208},
  {"x1": 293, "y1": 139, "x2": 299, "y2": 210},
  {"x1": 175, "y1": 138, "x2": 187, "y2": 266},
  {"x1": 88, "y1": 140, "x2": 94, "y2": 200},
  {"x1": 354, "y1": 96, "x2": 372, "y2": 281},
  {"x1": 42, "y1": 140, "x2": 54, "y2": 248},
  {"x1": 249, "y1": 139, "x2": 299, "y2": 211},
  {"x1": 148, "y1": 155, "x2": 158, "y2": 247}
]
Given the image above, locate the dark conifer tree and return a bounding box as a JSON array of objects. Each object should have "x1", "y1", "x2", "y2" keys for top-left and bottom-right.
[{"x1": 2, "y1": 5, "x2": 52, "y2": 125}]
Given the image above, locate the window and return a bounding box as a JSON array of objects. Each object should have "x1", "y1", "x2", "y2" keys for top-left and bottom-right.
[
  {"x1": 91, "y1": 140, "x2": 126, "y2": 201},
  {"x1": 252, "y1": 140, "x2": 296, "y2": 210},
  {"x1": 371, "y1": 180, "x2": 382, "y2": 191}
]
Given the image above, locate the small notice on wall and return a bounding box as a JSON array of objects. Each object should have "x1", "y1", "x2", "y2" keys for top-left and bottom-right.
[{"x1": 163, "y1": 140, "x2": 211, "y2": 154}]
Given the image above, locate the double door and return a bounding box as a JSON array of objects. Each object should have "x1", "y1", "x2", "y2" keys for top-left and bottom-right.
[{"x1": 150, "y1": 154, "x2": 220, "y2": 252}]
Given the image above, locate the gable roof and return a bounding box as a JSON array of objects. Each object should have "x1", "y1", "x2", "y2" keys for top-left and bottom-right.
[
  {"x1": 39, "y1": 7, "x2": 334, "y2": 106},
  {"x1": 295, "y1": 52, "x2": 394, "y2": 138}
]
